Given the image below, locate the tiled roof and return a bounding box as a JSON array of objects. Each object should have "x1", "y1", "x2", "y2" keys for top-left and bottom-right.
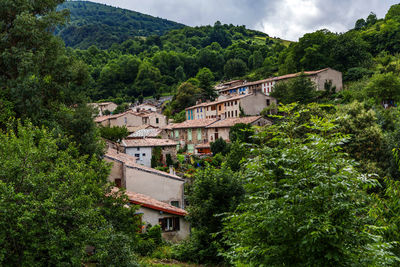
[
  {"x1": 161, "y1": 123, "x2": 177, "y2": 130},
  {"x1": 219, "y1": 68, "x2": 331, "y2": 92},
  {"x1": 128, "y1": 128, "x2": 162, "y2": 138},
  {"x1": 122, "y1": 138, "x2": 177, "y2": 147},
  {"x1": 206, "y1": 116, "x2": 264, "y2": 128},
  {"x1": 94, "y1": 110, "x2": 138, "y2": 123},
  {"x1": 111, "y1": 188, "x2": 187, "y2": 216},
  {"x1": 105, "y1": 148, "x2": 183, "y2": 181},
  {"x1": 172, "y1": 119, "x2": 218, "y2": 129},
  {"x1": 185, "y1": 94, "x2": 248, "y2": 110},
  {"x1": 126, "y1": 125, "x2": 153, "y2": 133}
]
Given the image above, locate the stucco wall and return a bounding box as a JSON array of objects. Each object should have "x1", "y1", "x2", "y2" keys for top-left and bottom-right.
[
  {"x1": 314, "y1": 68, "x2": 343, "y2": 91},
  {"x1": 113, "y1": 114, "x2": 143, "y2": 128},
  {"x1": 240, "y1": 91, "x2": 275, "y2": 116},
  {"x1": 207, "y1": 127, "x2": 230, "y2": 142},
  {"x1": 148, "y1": 113, "x2": 168, "y2": 128},
  {"x1": 138, "y1": 207, "x2": 190, "y2": 242},
  {"x1": 104, "y1": 157, "x2": 126, "y2": 188},
  {"x1": 125, "y1": 167, "x2": 184, "y2": 206},
  {"x1": 126, "y1": 147, "x2": 152, "y2": 167}
]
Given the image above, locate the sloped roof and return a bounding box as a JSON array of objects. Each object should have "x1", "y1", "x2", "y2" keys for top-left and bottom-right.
[
  {"x1": 218, "y1": 68, "x2": 332, "y2": 92},
  {"x1": 122, "y1": 138, "x2": 177, "y2": 147},
  {"x1": 172, "y1": 119, "x2": 218, "y2": 129},
  {"x1": 206, "y1": 116, "x2": 264, "y2": 128},
  {"x1": 186, "y1": 94, "x2": 248, "y2": 110},
  {"x1": 125, "y1": 190, "x2": 188, "y2": 216},
  {"x1": 128, "y1": 128, "x2": 162, "y2": 138},
  {"x1": 94, "y1": 110, "x2": 139, "y2": 123},
  {"x1": 105, "y1": 148, "x2": 183, "y2": 181}
]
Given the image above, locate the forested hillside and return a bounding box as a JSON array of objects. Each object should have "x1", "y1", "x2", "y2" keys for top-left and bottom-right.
[{"x1": 56, "y1": 1, "x2": 184, "y2": 49}]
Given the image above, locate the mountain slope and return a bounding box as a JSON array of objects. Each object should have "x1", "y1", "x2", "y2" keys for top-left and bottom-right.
[{"x1": 56, "y1": 1, "x2": 185, "y2": 49}]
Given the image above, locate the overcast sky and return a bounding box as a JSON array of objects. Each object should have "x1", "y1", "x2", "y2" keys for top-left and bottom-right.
[{"x1": 89, "y1": 0, "x2": 398, "y2": 41}]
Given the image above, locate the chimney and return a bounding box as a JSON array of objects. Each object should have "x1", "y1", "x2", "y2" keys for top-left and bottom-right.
[{"x1": 169, "y1": 166, "x2": 175, "y2": 175}]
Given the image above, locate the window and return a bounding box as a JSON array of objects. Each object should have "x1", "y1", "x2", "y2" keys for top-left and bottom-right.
[
  {"x1": 266, "y1": 99, "x2": 271, "y2": 106},
  {"x1": 137, "y1": 147, "x2": 140, "y2": 151},
  {"x1": 156, "y1": 118, "x2": 159, "y2": 124},
  {"x1": 170, "y1": 201, "x2": 180, "y2": 208},
  {"x1": 159, "y1": 217, "x2": 180, "y2": 232},
  {"x1": 114, "y1": 178, "x2": 122, "y2": 188},
  {"x1": 235, "y1": 110, "x2": 238, "y2": 117},
  {"x1": 219, "y1": 105, "x2": 221, "y2": 111},
  {"x1": 188, "y1": 129, "x2": 192, "y2": 141},
  {"x1": 235, "y1": 101, "x2": 237, "y2": 105},
  {"x1": 174, "y1": 130, "x2": 179, "y2": 138},
  {"x1": 197, "y1": 128, "x2": 202, "y2": 141},
  {"x1": 142, "y1": 153, "x2": 146, "y2": 156},
  {"x1": 124, "y1": 117, "x2": 127, "y2": 125},
  {"x1": 134, "y1": 154, "x2": 140, "y2": 158}
]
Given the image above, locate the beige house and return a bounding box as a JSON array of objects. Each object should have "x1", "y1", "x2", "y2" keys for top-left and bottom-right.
[
  {"x1": 205, "y1": 116, "x2": 272, "y2": 143},
  {"x1": 124, "y1": 190, "x2": 189, "y2": 242},
  {"x1": 218, "y1": 68, "x2": 343, "y2": 96},
  {"x1": 95, "y1": 110, "x2": 167, "y2": 132},
  {"x1": 185, "y1": 90, "x2": 275, "y2": 121},
  {"x1": 90, "y1": 102, "x2": 118, "y2": 116},
  {"x1": 121, "y1": 138, "x2": 178, "y2": 167},
  {"x1": 132, "y1": 103, "x2": 159, "y2": 113},
  {"x1": 105, "y1": 149, "x2": 185, "y2": 208},
  {"x1": 165, "y1": 119, "x2": 217, "y2": 154}
]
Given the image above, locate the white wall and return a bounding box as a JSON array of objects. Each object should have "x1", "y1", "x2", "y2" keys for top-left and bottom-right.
[
  {"x1": 138, "y1": 207, "x2": 190, "y2": 242},
  {"x1": 125, "y1": 147, "x2": 152, "y2": 167}
]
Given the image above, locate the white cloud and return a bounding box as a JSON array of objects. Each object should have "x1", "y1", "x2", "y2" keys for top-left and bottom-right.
[{"x1": 89, "y1": 0, "x2": 398, "y2": 40}]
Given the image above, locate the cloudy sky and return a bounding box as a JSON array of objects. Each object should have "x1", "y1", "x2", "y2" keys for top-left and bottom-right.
[{"x1": 90, "y1": 0, "x2": 398, "y2": 41}]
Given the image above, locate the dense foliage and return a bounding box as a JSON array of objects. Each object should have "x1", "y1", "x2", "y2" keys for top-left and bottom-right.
[{"x1": 56, "y1": 1, "x2": 184, "y2": 49}]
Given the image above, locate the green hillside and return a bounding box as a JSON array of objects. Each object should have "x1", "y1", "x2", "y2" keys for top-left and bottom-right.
[{"x1": 56, "y1": 1, "x2": 185, "y2": 49}]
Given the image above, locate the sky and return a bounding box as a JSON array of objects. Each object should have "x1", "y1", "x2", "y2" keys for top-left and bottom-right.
[{"x1": 89, "y1": 0, "x2": 398, "y2": 41}]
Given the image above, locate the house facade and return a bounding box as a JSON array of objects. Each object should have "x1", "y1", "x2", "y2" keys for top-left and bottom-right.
[
  {"x1": 105, "y1": 149, "x2": 185, "y2": 208},
  {"x1": 124, "y1": 190, "x2": 190, "y2": 242},
  {"x1": 166, "y1": 119, "x2": 217, "y2": 154},
  {"x1": 121, "y1": 138, "x2": 178, "y2": 167},
  {"x1": 218, "y1": 68, "x2": 343, "y2": 97},
  {"x1": 90, "y1": 102, "x2": 118, "y2": 116},
  {"x1": 185, "y1": 90, "x2": 275, "y2": 121}
]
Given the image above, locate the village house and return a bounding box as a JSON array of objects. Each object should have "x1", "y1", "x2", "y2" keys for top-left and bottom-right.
[
  {"x1": 104, "y1": 149, "x2": 185, "y2": 208},
  {"x1": 94, "y1": 110, "x2": 167, "y2": 132},
  {"x1": 121, "y1": 138, "x2": 178, "y2": 167},
  {"x1": 205, "y1": 116, "x2": 271, "y2": 143},
  {"x1": 185, "y1": 89, "x2": 275, "y2": 121},
  {"x1": 165, "y1": 119, "x2": 217, "y2": 154},
  {"x1": 124, "y1": 190, "x2": 189, "y2": 242},
  {"x1": 132, "y1": 103, "x2": 159, "y2": 113},
  {"x1": 217, "y1": 68, "x2": 343, "y2": 96},
  {"x1": 89, "y1": 102, "x2": 118, "y2": 116}
]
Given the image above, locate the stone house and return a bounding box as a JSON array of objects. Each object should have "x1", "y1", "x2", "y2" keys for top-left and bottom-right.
[
  {"x1": 166, "y1": 119, "x2": 217, "y2": 154},
  {"x1": 205, "y1": 116, "x2": 272, "y2": 143},
  {"x1": 121, "y1": 138, "x2": 178, "y2": 167},
  {"x1": 218, "y1": 68, "x2": 343, "y2": 96},
  {"x1": 105, "y1": 149, "x2": 185, "y2": 208},
  {"x1": 124, "y1": 190, "x2": 189, "y2": 242},
  {"x1": 185, "y1": 90, "x2": 275, "y2": 121},
  {"x1": 90, "y1": 102, "x2": 118, "y2": 116}
]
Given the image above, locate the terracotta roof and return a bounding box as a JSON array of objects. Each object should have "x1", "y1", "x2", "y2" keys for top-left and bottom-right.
[
  {"x1": 161, "y1": 123, "x2": 177, "y2": 130},
  {"x1": 122, "y1": 138, "x2": 177, "y2": 147},
  {"x1": 172, "y1": 119, "x2": 218, "y2": 129},
  {"x1": 218, "y1": 68, "x2": 331, "y2": 92},
  {"x1": 111, "y1": 188, "x2": 187, "y2": 216},
  {"x1": 105, "y1": 148, "x2": 183, "y2": 180},
  {"x1": 94, "y1": 110, "x2": 138, "y2": 123},
  {"x1": 206, "y1": 116, "x2": 264, "y2": 128},
  {"x1": 185, "y1": 94, "x2": 248, "y2": 110},
  {"x1": 126, "y1": 125, "x2": 153, "y2": 133}
]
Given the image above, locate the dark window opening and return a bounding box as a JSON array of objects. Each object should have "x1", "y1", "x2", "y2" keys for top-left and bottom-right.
[{"x1": 159, "y1": 217, "x2": 180, "y2": 232}]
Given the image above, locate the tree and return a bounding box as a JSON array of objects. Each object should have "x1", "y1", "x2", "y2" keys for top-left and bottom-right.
[
  {"x1": 99, "y1": 126, "x2": 129, "y2": 142},
  {"x1": 222, "y1": 105, "x2": 396, "y2": 266},
  {"x1": 0, "y1": 122, "x2": 140, "y2": 266},
  {"x1": 210, "y1": 137, "x2": 229, "y2": 155},
  {"x1": 224, "y1": 59, "x2": 247, "y2": 79},
  {"x1": 365, "y1": 72, "x2": 400, "y2": 104},
  {"x1": 174, "y1": 166, "x2": 244, "y2": 263},
  {"x1": 270, "y1": 73, "x2": 317, "y2": 104},
  {"x1": 172, "y1": 82, "x2": 201, "y2": 113},
  {"x1": 196, "y1": 68, "x2": 217, "y2": 100},
  {"x1": 229, "y1": 123, "x2": 255, "y2": 143}
]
